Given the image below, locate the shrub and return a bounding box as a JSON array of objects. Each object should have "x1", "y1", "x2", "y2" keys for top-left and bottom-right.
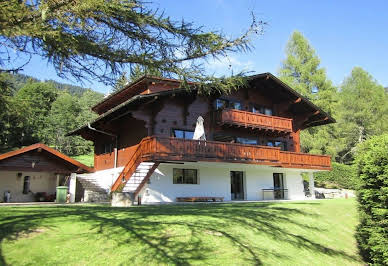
[
  {"x1": 354, "y1": 134, "x2": 388, "y2": 265},
  {"x1": 314, "y1": 162, "x2": 358, "y2": 189}
]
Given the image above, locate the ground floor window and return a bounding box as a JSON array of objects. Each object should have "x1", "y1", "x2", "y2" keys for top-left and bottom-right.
[
  {"x1": 273, "y1": 173, "x2": 285, "y2": 199},
  {"x1": 173, "y1": 169, "x2": 198, "y2": 184},
  {"x1": 23, "y1": 176, "x2": 30, "y2": 194}
]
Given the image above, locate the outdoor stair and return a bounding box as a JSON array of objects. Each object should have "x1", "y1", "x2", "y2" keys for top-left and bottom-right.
[
  {"x1": 122, "y1": 162, "x2": 155, "y2": 192},
  {"x1": 111, "y1": 139, "x2": 160, "y2": 197},
  {"x1": 77, "y1": 175, "x2": 108, "y2": 194}
]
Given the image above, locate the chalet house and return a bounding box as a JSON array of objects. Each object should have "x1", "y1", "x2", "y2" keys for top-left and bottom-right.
[
  {"x1": 0, "y1": 144, "x2": 92, "y2": 203},
  {"x1": 69, "y1": 73, "x2": 334, "y2": 204}
]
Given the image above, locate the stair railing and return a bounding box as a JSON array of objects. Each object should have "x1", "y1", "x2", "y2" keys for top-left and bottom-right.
[{"x1": 110, "y1": 137, "x2": 151, "y2": 192}]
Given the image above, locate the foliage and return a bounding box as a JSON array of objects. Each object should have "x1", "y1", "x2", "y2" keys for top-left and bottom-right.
[
  {"x1": 279, "y1": 32, "x2": 388, "y2": 163},
  {"x1": 314, "y1": 162, "x2": 358, "y2": 189},
  {"x1": 354, "y1": 134, "x2": 388, "y2": 265},
  {"x1": 0, "y1": 199, "x2": 362, "y2": 265},
  {"x1": 71, "y1": 153, "x2": 94, "y2": 167},
  {"x1": 0, "y1": 73, "x2": 103, "y2": 156},
  {"x1": 0, "y1": 0, "x2": 264, "y2": 93},
  {"x1": 278, "y1": 31, "x2": 338, "y2": 158},
  {"x1": 279, "y1": 31, "x2": 336, "y2": 112},
  {"x1": 336, "y1": 68, "x2": 388, "y2": 163},
  {"x1": 15, "y1": 82, "x2": 58, "y2": 144},
  {"x1": 0, "y1": 74, "x2": 27, "y2": 151}
]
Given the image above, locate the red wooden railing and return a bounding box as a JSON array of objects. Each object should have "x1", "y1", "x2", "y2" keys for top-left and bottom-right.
[
  {"x1": 111, "y1": 136, "x2": 331, "y2": 191},
  {"x1": 279, "y1": 151, "x2": 331, "y2": 168},
  {"x1": 216, "y1": 109, "x2": 293, "y2": 132}
]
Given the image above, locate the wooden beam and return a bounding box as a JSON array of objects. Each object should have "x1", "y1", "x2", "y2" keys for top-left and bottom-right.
[{"x1": 294, "y1": 97, "x2": 302, "y2": 103}]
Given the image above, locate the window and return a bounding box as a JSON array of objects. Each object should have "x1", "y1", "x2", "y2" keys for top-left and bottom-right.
[
  {"x1": 267, "y1": 140, "x2": 287, "y2": 151},
  {"x1": 173, "y1": 169, "x2": 198, "y2": 184},
  {"x1": 215, "y1": 99, "x2": 228, "y2": 110},
  {"x1": 173, "y1": 129, "x2": 194, "y2": 139},
  {"x1": 102, "y1": 143, "x2": 113, "y2": 154},
  {"x1": 264, "y1": 108, "x2": 273, "y2": 116},
  {"x1": 251, "y1": 104, "x2": 273, "y2": 116},
  {"x1": 236, "y1": 137, "x2": 258, "y2": 145},
  {"x1": 215, "y1": 99, "x2": 242, "y2": 110},
  {"x1": 228, "y1": 101, "x2": 242, "y2": 110},
  {"x1": 23, "y1": 176, "x2": 30, "y2": 194}
]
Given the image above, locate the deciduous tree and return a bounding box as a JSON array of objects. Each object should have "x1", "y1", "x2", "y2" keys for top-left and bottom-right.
[{"x1": 278, "y1": 31, "x2": 337, "y2": 157}]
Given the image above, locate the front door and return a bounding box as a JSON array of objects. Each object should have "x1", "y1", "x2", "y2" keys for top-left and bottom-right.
[
  {"x1": 273, "y1": 173, "x2": 285, "y2": 199},
  {"x1": 231, "y1": 171, "x2": 244, "y2": 200}
]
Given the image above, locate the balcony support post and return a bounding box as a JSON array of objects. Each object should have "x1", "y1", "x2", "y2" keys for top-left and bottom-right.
[{"x1": 308, "y1": 172, "x2": 315, "y2": 199}]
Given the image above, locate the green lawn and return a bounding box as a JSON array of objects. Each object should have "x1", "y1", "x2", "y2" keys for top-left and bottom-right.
[
  {"x1": 71, "y1": 153, "x2": 94, "y2": 167},
  {"x1": 0, "y1": 199, "x2": 362, "y2": 265}
]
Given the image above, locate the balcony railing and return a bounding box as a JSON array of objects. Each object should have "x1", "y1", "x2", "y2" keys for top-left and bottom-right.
[
  {"x1": 138, "y1": 136, "x2": 331, "y2": 170},
  {"x1": 215, "y1": 109, "x2": 293, "y2": 132}
]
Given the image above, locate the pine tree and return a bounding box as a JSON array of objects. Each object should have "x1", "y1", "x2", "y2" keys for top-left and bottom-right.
[{"x1": 0, "y1": 0, "x2": 265, "y2": 93}]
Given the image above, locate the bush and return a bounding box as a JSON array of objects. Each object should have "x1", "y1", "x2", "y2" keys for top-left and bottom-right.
[
  {"x1": 314, "y1": 162, "x2": 358, "y2": 189},
  {"x1": 354, "y1": 134, "x2": 388, "y2": 265}
]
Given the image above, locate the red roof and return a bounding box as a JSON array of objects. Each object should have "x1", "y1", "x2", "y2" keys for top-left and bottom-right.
[{"x1": 0, "y1": 143, "x2": 94, "y2": 173}]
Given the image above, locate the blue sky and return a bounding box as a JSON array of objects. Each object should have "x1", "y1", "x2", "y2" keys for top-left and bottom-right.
[{"x1": 21, "y1": 0, "x2": 388, "y2": 93}]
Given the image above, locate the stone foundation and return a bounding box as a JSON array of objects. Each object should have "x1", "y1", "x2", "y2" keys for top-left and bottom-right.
[
  {"x1": 111, "y1": 192, "x2": 135, "y2": 207},
  {"x1": 84, "y1": 189, "x2": 109, "y2": 203}
]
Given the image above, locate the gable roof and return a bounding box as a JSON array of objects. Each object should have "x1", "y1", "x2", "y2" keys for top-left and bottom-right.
[
  {"x1": 92, "y1": 76, "x2": 193, "y2": 114},
  {"x1": 69, "y1": 72, "x2": 335, "y2": 137},
  {"x1": 0, "y1": 143, "x2": 94, "y2": 173}
]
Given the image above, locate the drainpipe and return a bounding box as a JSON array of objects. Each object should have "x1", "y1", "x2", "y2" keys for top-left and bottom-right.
[{"x1": 88, "y1": 123, "x2": 118, "y2": 168}]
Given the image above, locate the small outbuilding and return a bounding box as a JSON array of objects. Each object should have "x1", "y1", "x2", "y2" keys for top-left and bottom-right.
[{"x1": 0, "y1": 143, "x2": 93, "y2": 203}]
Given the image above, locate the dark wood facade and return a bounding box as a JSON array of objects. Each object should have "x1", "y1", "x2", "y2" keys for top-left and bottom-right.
[{"x1": 70, "y1": 73, "x2": 334, "y2": 172}]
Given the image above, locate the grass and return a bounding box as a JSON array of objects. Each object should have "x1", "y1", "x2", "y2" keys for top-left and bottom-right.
[
  {"x1": 0, "y1": 199, "x2": 362, "y2": 265},
  {"x1": 71, "y1": 153, "x2": 94, "y2": 167}
]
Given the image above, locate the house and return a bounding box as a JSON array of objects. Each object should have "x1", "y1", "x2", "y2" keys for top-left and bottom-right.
[
  {"x1": 68, "y1": 73, "x2": 335, "y2": 205},
  {"x1": 0, "y1": 143, "x2": 93, "y2": 203}
]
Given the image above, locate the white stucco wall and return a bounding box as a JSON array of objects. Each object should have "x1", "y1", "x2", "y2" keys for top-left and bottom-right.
[
  {"x1": 0, "y1": 171, "x2": 57, "y2": 202},
  {"x1": 139, "y1": 162, "x2": 307, "y2": 203}
]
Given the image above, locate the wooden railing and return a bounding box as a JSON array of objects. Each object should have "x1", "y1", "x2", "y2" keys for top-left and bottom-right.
[
  {"x1": 111, "y1": 136, "x2": 332, "y2": 191},
  {"x1": 142, "y1": 136, "x2": 281, "y2": 163},
  {"x1": 279, "y1": 151, "x2": 331, "y2": 168},
  {"x1": 216, "y1": 109, "x2": 293, "y2": 132}
]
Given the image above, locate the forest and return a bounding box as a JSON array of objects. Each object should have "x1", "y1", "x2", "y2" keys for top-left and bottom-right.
[
  {"x1": 0, "y1": 31, "x2": 387, "y2": 188},
  {"x1": 0, "y1": 73, "x2": 103, "y2": 162}
]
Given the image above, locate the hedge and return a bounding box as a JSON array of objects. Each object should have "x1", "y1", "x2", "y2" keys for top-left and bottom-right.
[
  {"x1": 314, "y1": 162, "x2": 358, "y2": 189},
  {"x1": 354, "y1": 134, "x2": 388, "y2": 265}
]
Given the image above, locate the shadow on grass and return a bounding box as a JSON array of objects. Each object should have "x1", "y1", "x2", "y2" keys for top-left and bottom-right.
[{"x1": 0, "y1": 202, "x2": 359, "y2": 265}]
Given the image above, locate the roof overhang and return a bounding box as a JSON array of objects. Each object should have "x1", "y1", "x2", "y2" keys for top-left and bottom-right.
[{"x1": 0, "y1": 144, "x2": 94, "y2": 173}]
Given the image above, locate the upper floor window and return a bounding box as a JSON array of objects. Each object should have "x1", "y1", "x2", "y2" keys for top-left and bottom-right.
[
  {"x1": 267, "y1": 140, "x2": 287, "y2": 151},
  {"x1": 173, "y1": 169, "x2": 198, "y2": 184},
  {"x1": 173, "y1": 129, "x2": 194, "y2": 139},
  {"x1": 236, "y1": 137, "x2": 258, "y2": 145},
  {"x1": 228, "y1": 101, "x2": 242, "y2": 110},
  {"x1": 215, "y1": 98, "x2": 243, "y2": 110},
  {"x1": 251, "y1": 104, "x2": 273, "y2": 116},
  {"x1": 215, "y1": 99, "x2": 228, "y2": 110}
]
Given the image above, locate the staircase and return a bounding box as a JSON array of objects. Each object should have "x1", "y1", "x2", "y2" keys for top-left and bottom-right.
[
  {"x1": 122, "y1": 162, "x2": 155, "y2": 193},
  {"x1": 77, "y1": 175, "x2": 110, "y2": 194}
]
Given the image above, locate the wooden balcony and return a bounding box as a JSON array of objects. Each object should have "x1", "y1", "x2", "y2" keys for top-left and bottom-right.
[
  {"x1": 215, "y1": 109, "x2": 293, "y2": 133},
  {"x1": 138, "y1": 136, "x2": 331, "y2": 170}
]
